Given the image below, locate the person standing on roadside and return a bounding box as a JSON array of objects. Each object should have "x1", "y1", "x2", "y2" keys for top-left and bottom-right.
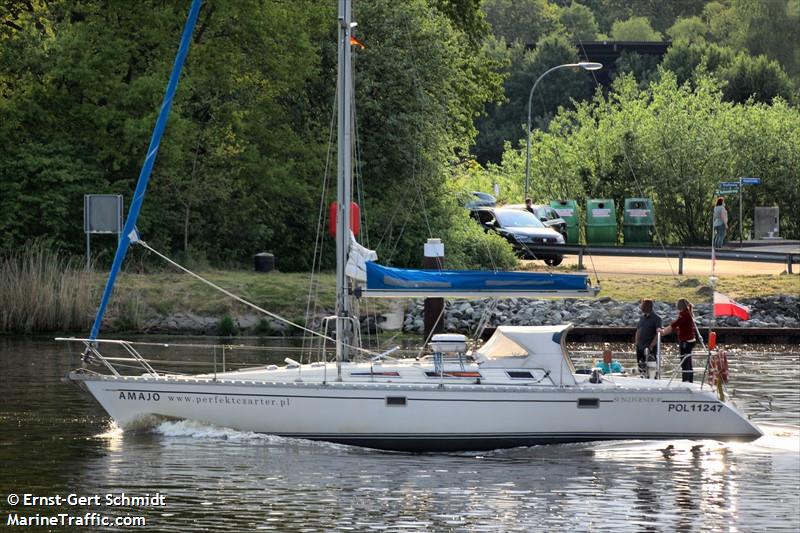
[
  {"x1": 525, "y1": 198, "x2": 535, "y2": 215},
  {"x1": 634, "y1": 299, "x2": 661, "y2": 377},
  {"x1": 659, "y1": 298, "x2": 697, "y2": 383},
  {"x1": 713, "y1": 197, "x2": 728, "y2": 248}
]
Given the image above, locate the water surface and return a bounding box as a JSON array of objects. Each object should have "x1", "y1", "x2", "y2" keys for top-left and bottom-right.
[{"x1": 1, "y1": 337, "x2": 798, "y2": 532}]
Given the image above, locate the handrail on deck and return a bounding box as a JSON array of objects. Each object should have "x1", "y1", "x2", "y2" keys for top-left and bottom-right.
[{"x1": 56, "y1": 337, "x2": 159, "y2": 378}]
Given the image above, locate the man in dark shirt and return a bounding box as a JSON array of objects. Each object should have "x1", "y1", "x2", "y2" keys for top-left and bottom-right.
[
  {"x1": 635, "y1": 299, "x2": 662, "y2": 377},
  {"x1": 525, "y1": 198, "x2": 535, "y2": 214}
]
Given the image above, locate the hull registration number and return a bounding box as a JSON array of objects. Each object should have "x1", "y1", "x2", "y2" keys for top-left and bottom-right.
[{"x1": 667, "y1": 403, "x2": 722, "y2": 413}]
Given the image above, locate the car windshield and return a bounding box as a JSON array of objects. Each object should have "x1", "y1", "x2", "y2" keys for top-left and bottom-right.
[{"x1": 495, "y1": 210, "x2": 545, "y2": 228}]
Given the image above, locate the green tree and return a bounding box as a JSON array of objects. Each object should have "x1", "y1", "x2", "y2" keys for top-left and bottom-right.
[
  {"x1": 660, "y1": 40, "x2": 795, "y2": 105},
  {"x1": 482, "y1": 0, "x2": 562, "y2": 45},
  {"x1": 565, "y1": 0, "x2": 704, "y2": 35},
  {"x1": 469, "y1": 73, "x2": 800, "y2": 243},
  {"x1": 352, "y1": 0, "x2": 503, "y2": 267},
  {"x1": 666, "y1": 16, "x2": 707, "y2": 43},
  {"x1": 610, "y1": 16, "x2": 662, "y2": 41},
  {"x1": 431, "y1": 0, "x2": 489, "y2": 47},
  {"x1": 613, "y1": 51, "x2": 661, "y2": 88},
  {"x1": 471, "y1": 35, "x2": 514, "y2": 164},
  {"x1": 558, "y1": 2, "x2": 600, "y2": 41},
  {"x1": 718, "y1": 53, "x2": 796, "y2": 105},
  {"x1": 473, "y1": 33, "x2": 594, "y2": 166},
  {"x1": 661, "y1": 40, "x2": 736, "y2": 87},
  {"x1": 704, "y1": 0, "x2": 800, "y2": 80},
  {"x1": 0, "y1": 0, "x2": 506, "y2": 271},
  {"x1": 0, "y1": 0, "x2": 333, "y2": 270}
]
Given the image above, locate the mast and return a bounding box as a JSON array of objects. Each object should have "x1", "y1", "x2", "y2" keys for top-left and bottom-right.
[{"x1": 335, "y1": 0, "x2": 353, "y2": 377}]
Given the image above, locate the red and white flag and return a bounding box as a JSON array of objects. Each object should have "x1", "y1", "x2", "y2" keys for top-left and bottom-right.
[{"x1": 713, "y1": 292, "x2": 750, "y2": 320}]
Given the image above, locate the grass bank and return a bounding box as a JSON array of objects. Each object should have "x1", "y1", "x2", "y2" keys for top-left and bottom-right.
[
  {"x1": 589, "y1": 272, "x2": 798, "y2": 303},
  {"x1": 1, "y1": 246, "x2": 796, "y2": 334},
  {"x1": 116, "y1": 270, "x2": 341, "y2": 323},
  {"x1": 102, "y1": 270, "x2": 800, "y2": 334}
]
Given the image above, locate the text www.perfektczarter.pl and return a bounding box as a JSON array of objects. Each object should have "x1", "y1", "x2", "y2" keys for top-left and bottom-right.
[{"x1": 7, "y1": 512, "x2": 146, "y2": 527}]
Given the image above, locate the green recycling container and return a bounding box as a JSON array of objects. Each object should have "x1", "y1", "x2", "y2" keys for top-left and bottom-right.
[
  {"x1": 585, "y1": 199, "x2": 617, "y2": 246},
  {"x1": 549, "y1": 199, "x2": 580, "y2": 244},
  {"x1": 623, "y1": 197, "x2": 655, "y2": 246}
]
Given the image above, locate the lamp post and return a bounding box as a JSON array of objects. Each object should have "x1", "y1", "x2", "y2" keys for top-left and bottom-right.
[{"x1": 524, "y1": 61, "x2": 602, "y2": 201}]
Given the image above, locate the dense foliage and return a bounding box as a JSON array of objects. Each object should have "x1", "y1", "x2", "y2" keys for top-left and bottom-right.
[
  {"x1": 463, "y1": 73, "x2": 800, "y2": 243},
  {"x1": 1, "y1": 0, "x2": 335, "y2": 270},
  {"x1": 476, "y1": 0, "x2": 799, "y2": 165},
  {"x1": 1, "y1": 0, "x2": 798, "y2": 272},
  {"x1": 1, "y1": 0, "x2": 509, "y2": 270},
  {"x1": 469, "y1": 0, "x2": 799, "y2": 245}
]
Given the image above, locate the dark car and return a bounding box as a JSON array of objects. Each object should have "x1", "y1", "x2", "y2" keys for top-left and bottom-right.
[
  {"x1": 470, "y1": 207, "x2": 565, "y2": 265},
  {"x1": 531, "y1": 204, "x2": 568, "y2": 238},
  {"x1": 506, "y1": 203, "x2": 568, "y2": 240},
  {"x1": 464, "y1": 191, "x2": 497, "y2": 209}
]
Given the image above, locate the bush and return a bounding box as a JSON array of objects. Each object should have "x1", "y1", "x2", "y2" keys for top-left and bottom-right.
[
  {"x1": 216, "y1": 314, "x2": 238, "y2": 337},
  {"x1": 443, "y1": 210, "x2": 519, "y2": 271}
]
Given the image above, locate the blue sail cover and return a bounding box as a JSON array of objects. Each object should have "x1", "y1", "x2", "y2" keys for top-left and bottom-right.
[{"x1": 363, "y1": 262, "x2": 596, "y2": 298}]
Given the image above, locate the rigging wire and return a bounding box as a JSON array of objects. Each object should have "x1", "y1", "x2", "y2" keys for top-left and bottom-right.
[
  {"x1": 524, "y1": 60, "x2": 583, "y2": 278},
  {"x1": 350, "y1": 57, "x2": 383, "y2": 353},
  {"x1": 582, "y1": 38, "x2": 672, "y2": 277},
  {"x1": 411, "y1": 150, "x2": 435, "y2": 239},
  {"x1": 568, "y1": 38, "x2": 612, "y2": 286},
  {"x1": 301, "y1": 91, "x2": 338, "y2": 362},
  {"x1": 415, "y1": 303, "x2": 447, "y2": 359},
  {"x1": 133, "y1": 239, "x2": 378, "y2": 357},
  {"x1": 621, "y1": 146, "x2": 677, "y2": 277},
  {"x1": 472, "y1": 298, "x2": 498, "y2": 342}
]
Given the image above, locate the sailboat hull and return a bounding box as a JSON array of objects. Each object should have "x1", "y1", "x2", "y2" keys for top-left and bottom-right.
[{"x1": 70, "y1": 372, "x2": 762, "y2": 452}]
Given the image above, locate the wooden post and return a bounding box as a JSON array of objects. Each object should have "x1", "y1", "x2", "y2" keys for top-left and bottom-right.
[{"x1": 423, "y1": 238, "x2": 445, "y2": 340}]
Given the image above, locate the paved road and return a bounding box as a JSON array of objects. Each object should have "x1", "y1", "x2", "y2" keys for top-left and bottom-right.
[
  {"x1": 737, "y1": 244, "x2": 799, "y2": 254},
  {"x1": 554, "y1": 254, "x2": 793, "y2": 276}
]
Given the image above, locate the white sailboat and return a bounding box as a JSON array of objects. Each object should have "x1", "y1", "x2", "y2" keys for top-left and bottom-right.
[{"x1": 62, "y1": 0, "x2": 761, "y2": 452}]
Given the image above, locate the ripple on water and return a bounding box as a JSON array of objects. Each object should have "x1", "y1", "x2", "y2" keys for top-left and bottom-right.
[{"x1": 1, "y1": 338, "x2": 798, "y2": 532}]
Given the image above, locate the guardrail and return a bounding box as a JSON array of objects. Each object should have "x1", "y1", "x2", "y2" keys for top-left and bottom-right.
[{"x1": 522, "y1": 244, "x2": 798, "y2": 274}]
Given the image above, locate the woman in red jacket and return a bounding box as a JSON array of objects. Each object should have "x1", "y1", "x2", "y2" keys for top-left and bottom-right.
[{"x1": 659, "y1": 298, "x2": 697, "y2": 383}]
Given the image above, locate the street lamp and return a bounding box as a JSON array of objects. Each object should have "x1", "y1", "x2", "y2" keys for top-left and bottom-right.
[{"x1": 524, "y1": 61, "x2": 602, "y2": 201}]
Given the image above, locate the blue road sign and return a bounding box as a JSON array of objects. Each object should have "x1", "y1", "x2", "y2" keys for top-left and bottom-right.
[
  {"x1": 715, "y1": 189, "x2": 738, "y2": 196},
  {"x1": 719, "y1": 181, "x2": 740, "y2": 188},
  {"x1": 741, "y1": 177, "x2": 761, "y2": 185}
]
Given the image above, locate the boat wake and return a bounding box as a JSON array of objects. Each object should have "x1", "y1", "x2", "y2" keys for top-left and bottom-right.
[
  {"x1": 152, "y1": 419, "x2": 274, "y2": 441},
  {"x1": 743, "y1": 422, "x2": 800, "y2": 453},
  {"x1": 147, "y1": 419, "x2": 358, "y2": 452},
  {"x1": 91, "y1": 421, "x2": 124, "y2": 440}
]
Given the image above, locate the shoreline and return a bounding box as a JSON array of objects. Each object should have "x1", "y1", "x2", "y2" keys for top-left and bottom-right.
[{"x1": 53, "y1": 294, "x2": 798, "y2": 341}]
